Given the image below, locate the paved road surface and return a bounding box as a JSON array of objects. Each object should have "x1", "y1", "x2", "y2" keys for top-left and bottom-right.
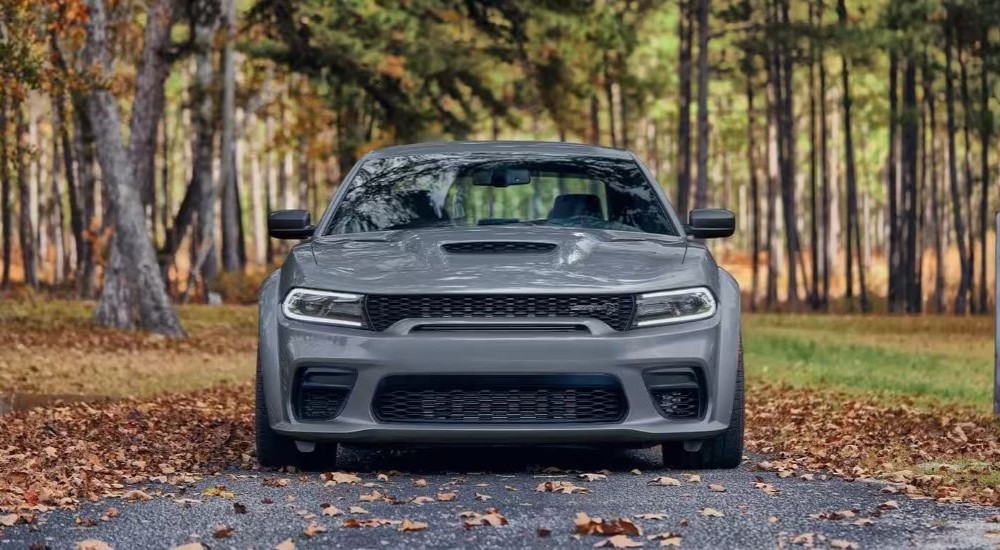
[{"x1": 3, "y1": 447, "x2": 995, "y2": 549}]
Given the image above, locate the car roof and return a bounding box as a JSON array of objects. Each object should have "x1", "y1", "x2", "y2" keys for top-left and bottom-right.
[{"x1": 367, "y1": 140, "x2": 635, "y2": 160}]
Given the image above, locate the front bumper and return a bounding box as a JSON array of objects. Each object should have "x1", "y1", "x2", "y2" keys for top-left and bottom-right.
[{"x1": 257, "y1": 276, "x2": 742, "y2": 446}]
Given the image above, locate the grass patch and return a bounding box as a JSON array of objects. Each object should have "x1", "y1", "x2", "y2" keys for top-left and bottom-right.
[{"x1": 744, "y1": 313, "x2": 994, "y2": 409}]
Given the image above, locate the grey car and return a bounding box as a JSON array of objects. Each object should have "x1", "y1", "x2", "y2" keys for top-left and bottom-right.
[{"x1": 256, "y1": 141, "x2": 743, "y2": 469}]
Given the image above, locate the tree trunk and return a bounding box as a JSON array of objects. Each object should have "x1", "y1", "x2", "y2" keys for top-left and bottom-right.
[
  {"x1": 16, "y1": 100, "x2": 38, "y2": 288},
  {"x1": 958, "y1": 43, "x2": 976, "y2": 312},
  {"x1": 675, "y1": 0, "x2": 693, "y2": 216},
  {"x1": 694, "y1": 0, "x2": 710, "y2": 211},
  {"x1": 837, "y1": 0, "x2": 867, "y2": 311},
  {"x1": 944, "y1": 17, "x2": 971, "y2": 314},
  {"x1": 0, "y1": 92, "x2": 10, "y2": 288},
  {"x1": 901, "y1": 59, "x2": 920, "y2": 313},
  {"x1": 84, "y1": 0, "x2": 184, "y2": 336},
  {"x1": 745, "y1": 59, "x2": 761, "y2": 312},
  {"x1": 977, "y1": 33, "x2": 989, "y2": 313},
  {"x1": 925, "y1": 53, "x2": 945, "y2": 313},
  {"x1": 765, "y1": 57, "x2": 780, "y2": 310},
  {"x1": 807, "y1": 0, "x2": 820, "y2": 309},
  {"x1": 818, "y1": 0, "x2": 831, "y2": 309},
  {"x1": 603, "y1": 50, "x2": 618, "y2": 148},
  {"x1": 220, "y1": 0, "x2": 243, "y2": 272},
  {"x1": 191, "y1": 0, "x2": 222, "y2": 287},
  {"x1": 887, "y1": 52, "x2": 902, "y2": 312}
]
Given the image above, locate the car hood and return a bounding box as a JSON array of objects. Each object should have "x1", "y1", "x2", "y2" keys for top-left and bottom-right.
[{"x1": 279, "y1": 226, "x2": 720, "y2": 295}]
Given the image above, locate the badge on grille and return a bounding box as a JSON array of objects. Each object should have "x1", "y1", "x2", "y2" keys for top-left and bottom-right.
[{"x1": 568, "y1": 303, "x2": 620, "y2": 316}]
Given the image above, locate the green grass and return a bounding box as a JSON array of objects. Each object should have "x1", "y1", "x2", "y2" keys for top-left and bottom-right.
[{"x1": 743, "y1": 313, "x2": 994, "y2": 408}]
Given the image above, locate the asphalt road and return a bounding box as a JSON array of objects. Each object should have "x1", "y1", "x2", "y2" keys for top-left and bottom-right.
[{"x1": 3, "y1": 447, "x2": 996, "y2": 549}]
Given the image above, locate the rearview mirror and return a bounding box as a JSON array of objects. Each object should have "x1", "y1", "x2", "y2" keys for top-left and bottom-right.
[
  {"x1": 686, "y1": 209, "x2": 735, "y2": 239},
  {"x1": 268, "y1": 210, "x2": 314, "y2": 240}
]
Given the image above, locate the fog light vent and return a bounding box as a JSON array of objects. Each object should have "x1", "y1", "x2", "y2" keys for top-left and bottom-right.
[{"x1": 650, "y1": 388, "x2": 701, "y2": 419}]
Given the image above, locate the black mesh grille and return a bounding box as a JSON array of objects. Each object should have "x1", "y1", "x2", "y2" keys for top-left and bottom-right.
[
  {"x1": 297, "y1": 387, "x2": 350, "y2": 420},
  {"x1": 441, "y1": 242, "x2": 557, "y2": 254},
  {"x1": 373, "y1": 375, "x2": 627, "y2": 424},
  {"x1": 651, "y1": 388, "x2": 701, "y2": 420},
  {"x1": 364, "y1": 294, "x2": 636, "y2": 331}
]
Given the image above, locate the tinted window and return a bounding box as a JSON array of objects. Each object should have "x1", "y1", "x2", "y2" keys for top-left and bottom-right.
[{"x1": 326, "y1": 154, "x2": 677, "y2": 236}]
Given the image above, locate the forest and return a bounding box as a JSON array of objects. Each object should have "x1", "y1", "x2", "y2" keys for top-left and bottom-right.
[{"x1": 0, "y1": 0, "x2": 998, "y2": 335}]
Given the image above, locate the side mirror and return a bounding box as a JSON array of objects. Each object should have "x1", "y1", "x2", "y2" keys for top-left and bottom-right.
[
  {"x1": 686, "y1": 208, "x2": 735, "y2": 239},
  {"x1": 268, "y1": 210, "x2": 315, "y2": 240}
]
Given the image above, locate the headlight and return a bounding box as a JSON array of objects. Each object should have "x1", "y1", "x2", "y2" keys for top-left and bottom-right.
[
  {"x1": 634, "y1": 287, "x2": 717, "y2": 327},
  {"x1": 282, "y1": 288, "x2": 365, "y2": 327}
]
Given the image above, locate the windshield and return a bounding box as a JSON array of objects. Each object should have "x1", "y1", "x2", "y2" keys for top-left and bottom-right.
[{"x1": 325, "y1": 153, "x2": 678, "y2": 236}]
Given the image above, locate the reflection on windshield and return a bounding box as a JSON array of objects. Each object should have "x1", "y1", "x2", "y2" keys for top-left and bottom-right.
[{"x1": 325, "y1": 153, "x2": 677, "y2": 236}]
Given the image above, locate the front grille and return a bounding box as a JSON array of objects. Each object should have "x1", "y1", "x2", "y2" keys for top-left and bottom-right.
[
  {"x1": 373, "y1": 375, "x2": 627, "y2": 424},
  {"x1": 297, "y1": 387, "x2": 350, "y2": 420},
  {"x1": 650, "y1": 388, "x2": 701, "y2": 420},
  {"x1": 442, "y1": 241, "x2": 557, "y2": 254},
  {"x1": 364, "y1": 294, "x2": 636, "y2": 331}
]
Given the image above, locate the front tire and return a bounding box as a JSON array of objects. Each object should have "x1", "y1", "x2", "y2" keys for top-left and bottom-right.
[
  {"x1": 662, "y1": 338, "x2": 744, "y2": 470},
  {"x1": 255, "y1": 362, "x2": 338, "y2": 469}
]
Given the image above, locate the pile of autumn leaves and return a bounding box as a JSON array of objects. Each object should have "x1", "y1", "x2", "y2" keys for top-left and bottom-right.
[{"x1": 1, "y1": 380, "x2": 1000, "y2": 517}]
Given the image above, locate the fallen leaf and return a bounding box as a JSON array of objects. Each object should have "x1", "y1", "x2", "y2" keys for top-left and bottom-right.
[
  {"x1": 274, "y1": 539, "x2": 295, "y2": 550},
  {"x1": 349, "y1": 506, "x2": 368, "y2": 514},
  {"x1": 630, "y1": 469, "x2": 642, "y2": 475},
  {"x1": 400, "y1": 518, "x2": 428, "y2": 532},
  {"x1": 437, "y1": 492, "x2": 457, "y2": 501},
  {"x1": 321, "y1": 503, "x2": 342, "y2": 517},
  {"x1": 410, "y1": 496, "x2": 435, "y2": 505},
  {"x1": 635, "y1": 513, "x2": 668, "y2": 520},
  {"x1": 709, "y1": 484, "x2": 726, "y2": 492},
  {"x1": 213, "y1": 525, "x2": 234, "y2": 539},
  {"x1": 76, "y1": 540, "x2": 113, "y2": 550},
  {"x1": 649, "y1": 476, "x2": 681, "y2": 487},
  {"x1": 768, "y1": 516, "x2": 779, "y2": 524},
  {"x1": 686, "y1": 474, "x2": 701, "y2": 483},
  {"x1": 790, "y1": 532, "x2": 815, "y2": 546},
  {"x1": 0, "y1": 514, "x2": 18, "y2": 527},
  {"x1": 699, "y1": 507, "x2": 724, "y2": 518},
  {"x1": 263, "y1": 477, "x2": 290, "y2": 488},
  {"x1": 123, "y1": 489, "x2": 153, "y2": 501},
  {"x1": 580, "y1": 473, "x2": 608, "y2": 482},
  {"x1": 321, "y1": 472, "x2": 361, "y2": 485},
  {"x1": 829, "y1": 540, "x2": 859, "y2": 549},
  {"x1": 201, "y1": 485, "x2": 234, "y2": 499},
  {"x1": 879, "y1": 500, "x2": 900, "y2": 510},
  {"x1": 753, "y1": 481, "x2": 780, "y2": 496},
  {"x1": 594, "y1": 534, "x2": 644, "y2": 548},
  {"x1": 537, "y1": 527, "x2": 552, "y2": 537},
  {"x1": 359, "y1": 490, "x2": 383, "y2": 502},
  {"x1": 376, "y1": 473, "x2": 390, "y2": 482},
  {"x1": 170, "y1": 544, "x2": 206, "y2": 550},
  {"x1": 851, "y1": 518, "x2": 874, "y2": 527},
  {"x1": 302, "y1": 521, "x2": 328, "y2": 538},
  {"x1": 576, "y1": 512, "x2": 643, "y2": 536},
  {"x1": 988, "y1": 514, "x2": 1000, "y2": 523},
  {"x1": 537, "y1": 480, "x2": 590, "y2": 494},
  {"x1": 414, "y1": 479, "x2": 428, "y2": 487},
  {"x1": 475, "y1": 492, "x2": 491, "y2": 501},
  {"x1": 233, "y1": 502, "x2": 247, "y2": 514},
  {"x1": 648, "y1": 532, "x2": 683, "y2": 547},
  {"x1": 461, "y1": 508, "x2": 509, "y2": 528}
]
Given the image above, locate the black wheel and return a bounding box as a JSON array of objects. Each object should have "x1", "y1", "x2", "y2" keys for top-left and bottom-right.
[
  {"x1": 662, "y1": 337, "x2": 744, "y2": 470},
  {"x1": 255, "y1": 362, "x2": 338, "y2": 469}
]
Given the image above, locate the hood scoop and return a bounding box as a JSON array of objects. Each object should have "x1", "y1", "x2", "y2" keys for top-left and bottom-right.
[{"x1": 441, "y1": 241, "x2": 558, "y2": 254}]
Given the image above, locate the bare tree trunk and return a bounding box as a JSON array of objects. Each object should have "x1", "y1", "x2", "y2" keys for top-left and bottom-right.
[
  {"x1": 944, "y1": 16, "x2": 971, "y2": 314},
  {"x1": 977, "y1": 33, "x2": 990, "y2": 313},
  {"x1": 16, "y1": 100, "x2": 38, "y2": 288},
  {"x1": 694, "y1": 0, "x2": 710, "y2": 211},
  {"x1": 808, "y1": 0, "x2": 820, "y2": 309},
  {"x1": 959, "y1": 43, "x2": 976, "y2": 313},
  {"x1": 0, "y1": 92, "x2": 10, "y2": 288},
  {"x1": 676, "y1": 0, "x2": 693, "y2": 216},
  {"x1": 818, "y1": 0, "x2": 831, "y2": 309},
  {"x1": 925, "y1": 53, "x2": 945, "y2": 313},
  {"x1": 887, "y1": 52, "x2": 901, "y2": 312},
  {"x1": 191, "y1": 0, "x2": 221, "y2": 286},
  {"x1": 603, "y1": 50, "x2": 618, "y2": 149},
  {"x1": 72, "y1": 98, "x2": 98, "y2": 298},
  {"x1": 745, "y1": 55, "x2": 761, "y2": 312},
  {"x1": 837, "y1": 0, "x2": 867, "y2": 311},
  {"x1": 220, "y1": 0, "x2": 243, "y2": 272},
  {"x1": 901, "y1": 59, "x2": 920, "y2": 313},
  {"x1": 765, "y1": 64, "x2": 780, "y2": 309},
  {"x1": 49, "y1": 100, "x2": 67, "y2": 285},
  {"x1": 589, "y1": 94, "x2": 601, "y2": 145},
  {"x1": 83, "y1": 0, "x2": 184, "y2": 336}
]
